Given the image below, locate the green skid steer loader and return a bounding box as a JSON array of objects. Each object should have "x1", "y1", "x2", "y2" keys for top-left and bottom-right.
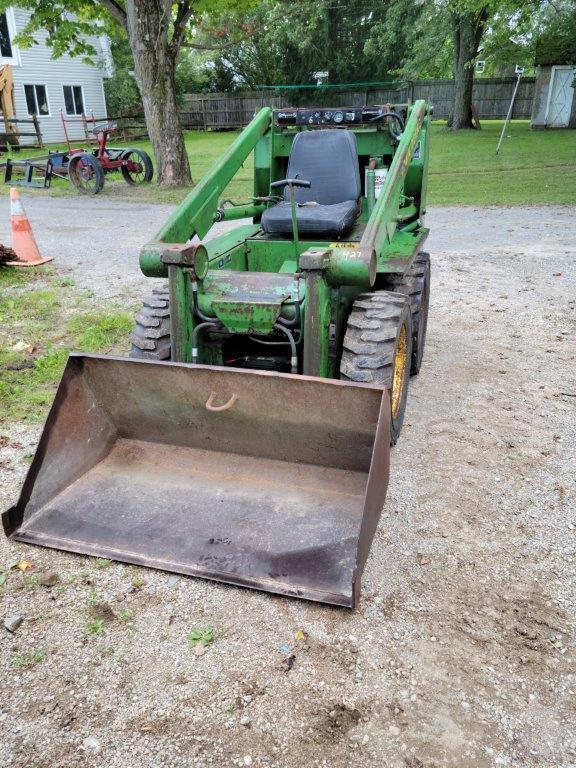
[{"x1": 4, "y1": 101, "x2": 432, "y2": 608}]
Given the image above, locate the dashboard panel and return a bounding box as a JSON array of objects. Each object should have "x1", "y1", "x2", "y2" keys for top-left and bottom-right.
[{"x1": 274, "y1": 105, "x2": 403, "y2": 126}]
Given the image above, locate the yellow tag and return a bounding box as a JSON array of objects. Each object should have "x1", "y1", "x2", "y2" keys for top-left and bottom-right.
[{"x1": 329, "y1": 242, "x2": 358, "y2": 249}]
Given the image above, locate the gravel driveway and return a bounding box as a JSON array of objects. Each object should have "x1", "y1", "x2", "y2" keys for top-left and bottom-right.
[
  {"x1": 0, "y1": 195, "x2": 173, "y2": 300},
  {"x1": 0, "y1": 197, "x2": 575, "y2": 768}
]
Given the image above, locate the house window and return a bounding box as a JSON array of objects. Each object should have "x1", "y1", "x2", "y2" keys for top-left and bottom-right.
[
  {"x1": 63, "y1": 85, "x2": 84, "y2": 116},
  {"x1": 24, "y1": 84, "x2": 50, "y2": 116},
  {"x1": 0, "y1": 13, "x2": 13, "y2": 58}
]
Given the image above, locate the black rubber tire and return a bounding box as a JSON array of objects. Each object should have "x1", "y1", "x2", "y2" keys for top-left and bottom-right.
[
  {"x1": 129, "y1": 287, "x2": 171, "y2": 360},
  {"x1": 120, "y1": 148, "x2": 154, "y2": 185},
  {"x1": 383, "y1": 252, "x2": 430, "y2": 376},
  {"x1": 68, "y1": 152, "x2": 104, "y2": 195},
  {"x1": 340, "y1": 291, "x2": 412, "y2": 445}
]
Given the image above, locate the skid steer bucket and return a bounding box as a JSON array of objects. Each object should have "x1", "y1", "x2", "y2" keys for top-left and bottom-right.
[{"x1": 3, "y1": 355, "x2": 390, "y2": 608}]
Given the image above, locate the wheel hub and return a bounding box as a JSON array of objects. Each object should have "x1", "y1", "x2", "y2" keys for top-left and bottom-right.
[{"x1": 391, "y1": 324, "x2": 408, "y2": 418}]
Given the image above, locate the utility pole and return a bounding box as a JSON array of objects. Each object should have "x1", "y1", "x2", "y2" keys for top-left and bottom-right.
[{"x1": 496, "y1": 65, "x2": 524, "y2": 155}]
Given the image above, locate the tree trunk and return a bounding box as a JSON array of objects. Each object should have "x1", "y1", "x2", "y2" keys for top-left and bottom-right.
[
  {"x1": 125, "y1": 0, "x2": 192, "y2": 186},
  {"x1": 450, "y1": 8, "x2": 488, "y2": 130}
]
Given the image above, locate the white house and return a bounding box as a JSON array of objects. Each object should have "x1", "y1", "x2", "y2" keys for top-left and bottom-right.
[{"x1": 0, "y1": 7, "x2": 112, "y2": 145}]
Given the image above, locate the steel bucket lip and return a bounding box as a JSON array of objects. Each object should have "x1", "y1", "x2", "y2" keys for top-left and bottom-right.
[{"x1": 8, "y1": 526, "x2": 357, "y2": 607}]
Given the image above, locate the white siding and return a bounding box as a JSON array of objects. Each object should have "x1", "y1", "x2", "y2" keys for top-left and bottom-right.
[{"x1": 8, "y1": 8, "x2": 108, "y2": 145}]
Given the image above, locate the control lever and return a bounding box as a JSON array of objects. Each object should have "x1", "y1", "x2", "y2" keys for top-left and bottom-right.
[
  {"x1": 270, "y1": 177, "x2": 312, "y2": 258},
  {"x1": 270, "y1": 178, "x2": 312, "y2": 190}
]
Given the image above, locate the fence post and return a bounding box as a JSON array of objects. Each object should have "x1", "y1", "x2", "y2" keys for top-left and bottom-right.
[
  {"x1": 200, "y1": 98, "x2": 207, "y2": 130},
  {"x1": 32, "y1": 114, "x2": 42, "y2": 148},
  {"x1": 81, "y1": 112, "x2": 89, "y2": 140}
]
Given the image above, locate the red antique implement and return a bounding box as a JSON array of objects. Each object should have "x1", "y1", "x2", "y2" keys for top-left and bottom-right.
[{"x1": 58, "y1": 113, "x2": 153, "y2": 194}]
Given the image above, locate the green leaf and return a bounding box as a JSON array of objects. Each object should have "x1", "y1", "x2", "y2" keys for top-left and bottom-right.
[{"x1": 187, "y1": 626, "x2": 215, "y2": 647}]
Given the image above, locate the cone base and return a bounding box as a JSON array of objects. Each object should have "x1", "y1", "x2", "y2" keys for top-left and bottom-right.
[{"x1": 6, "y1": 255, "x2": 53, "y2": 267}]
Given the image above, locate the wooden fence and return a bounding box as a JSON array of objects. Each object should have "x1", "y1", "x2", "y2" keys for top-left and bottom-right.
[
  {"x1": 180, "y1": 77, "x2": 536, "y2": 130},
  {"x1": 82, "y1": 111, "x2": 148, "y2": 142},
  {"x1": 0, "y1": 115, "x2": 43, "y2": 150}
]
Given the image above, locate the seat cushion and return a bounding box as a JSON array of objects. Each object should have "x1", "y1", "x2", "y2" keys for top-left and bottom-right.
[
  {"x1": 286, "y1": 130, "x2": 361, "y2": 205},
  {"x1": 261, "y1": 199, "x2": 358, "y2": 238}
]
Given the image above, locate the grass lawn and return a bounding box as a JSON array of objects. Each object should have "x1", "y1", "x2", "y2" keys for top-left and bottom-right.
[
  {"x1": 0, "y1": 267, "x2": 133, "y2": 423},
  {"x1": 427, "y1": 120, "x2": 576, "y2": 205},
  {"x1": 13, "y1": 119, "x2": 576, "y2": 207}
]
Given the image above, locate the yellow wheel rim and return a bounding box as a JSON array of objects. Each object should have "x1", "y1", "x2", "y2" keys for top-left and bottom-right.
[{"x1": 391, "y1": 324, "x2": 408, "y2": 419}]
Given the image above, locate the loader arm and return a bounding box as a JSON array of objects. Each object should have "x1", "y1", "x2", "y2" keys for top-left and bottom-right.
[
  {"x1": 155, "y1": 107, "x2": 272, "y2": 244},
  {"x1": 360, "y1": 99, "x2": 429, "y2": 262}
]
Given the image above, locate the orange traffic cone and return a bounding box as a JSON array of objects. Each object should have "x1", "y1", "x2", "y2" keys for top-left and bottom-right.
[{"x1": 6, "y1": 187, "x2": 52, "y2": 267}]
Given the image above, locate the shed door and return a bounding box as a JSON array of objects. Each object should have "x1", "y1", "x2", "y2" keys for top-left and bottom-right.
[{"x1": 546, "y1": 66, "x2": 575, "y2": 127}]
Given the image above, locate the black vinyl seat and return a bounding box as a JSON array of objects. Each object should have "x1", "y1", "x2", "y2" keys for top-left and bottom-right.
[{"x1": 261, "y1": 129, "x2": 361, "y2": 238}]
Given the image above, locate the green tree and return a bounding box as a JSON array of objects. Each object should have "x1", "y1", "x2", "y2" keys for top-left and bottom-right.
[
  {"x1": 2, "y1": 0, "x2": 255, "y2": 185},
  {"x1": 533, "y1": 1, "x2": 576, "y2": 66},
  {"x1": 103, "y1": 25, "x2": 141, "y2": 116},
  {"x1": 104, "y1": 32, "x2": 214, "y2": 114},
  {"x1": 175, "y1": 50, "x2": 214, "y2": 95},
  {"x1": 399, "y1": 0, "x2": 552, "y2": 129},
  {"x1": 203, "y1": 0, "x2": 420, "y2": 90}
]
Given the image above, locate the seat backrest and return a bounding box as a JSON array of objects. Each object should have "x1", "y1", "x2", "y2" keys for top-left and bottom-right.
[{"x1": 286, "y1": 129, "x2": 361, "y2": 205}]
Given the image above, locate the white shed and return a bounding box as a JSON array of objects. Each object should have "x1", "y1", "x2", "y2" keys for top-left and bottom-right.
[{"x1": 531, "y1": 64, "x2": 576, "y2": 128}]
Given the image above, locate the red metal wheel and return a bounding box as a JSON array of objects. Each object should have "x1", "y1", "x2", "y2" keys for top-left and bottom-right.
[
  {"x1": 68, "y1": 153, "x2": 104, "y2": 195},
  {"x1": 120, "y1": 148, "x2": 153, "y2": 185}
]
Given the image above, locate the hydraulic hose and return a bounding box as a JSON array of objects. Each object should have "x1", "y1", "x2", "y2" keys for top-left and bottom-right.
[
  {"x1": 272, "y1": 323, "x2": 298, "y2": 373},
  {"x1": 249, "y1": 326, "x2": 298, "y2": 372},
  {"x1": 192, "y1": 321, "x2": 220, "y2": 363},
  {"x1": 250, "y1": 332, "x2": 302, "y2": 347},
  {"x1": 369, "y1": 110, "x2": 405, "y2": 140},
  {"x1": 277, "y1": 300, "x2": 301, "y2": 328},
  {"x1": 191, "y1": 280, "x2": 217, "y2": 323}
]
